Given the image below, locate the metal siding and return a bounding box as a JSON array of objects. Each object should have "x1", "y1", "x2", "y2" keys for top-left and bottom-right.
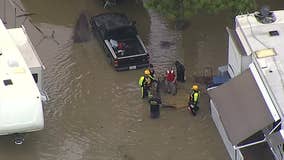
[{"x1": 210, "y1": 100, "x2": 244, "y2": 160}]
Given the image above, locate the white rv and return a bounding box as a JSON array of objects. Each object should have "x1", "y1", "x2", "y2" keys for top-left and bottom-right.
[
  {"x1": 208, "y1": 9, "x2": 284, "y2": 160},
  {"x1": 0, "y1": 19, "x2": 46, "y2": 144}
]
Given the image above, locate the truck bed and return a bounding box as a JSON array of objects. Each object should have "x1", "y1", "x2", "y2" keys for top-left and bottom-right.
[{"x1": 110, "y1": 37, "x2": 145, "y2": 57}]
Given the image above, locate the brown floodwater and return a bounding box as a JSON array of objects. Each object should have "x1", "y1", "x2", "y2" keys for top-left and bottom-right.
[{"x1": 0, "y1": 0, "x2": 284, "y2": 160}]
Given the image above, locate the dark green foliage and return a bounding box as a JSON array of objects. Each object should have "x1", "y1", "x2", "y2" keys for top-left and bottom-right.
[{"x1": 145, "y1": 0, "x2": 256, "y2": 21}]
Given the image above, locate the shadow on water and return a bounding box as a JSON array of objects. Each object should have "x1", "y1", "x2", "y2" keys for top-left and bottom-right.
[{"x1": 73, "y1": 11, "x2": 91, "y2": 43}]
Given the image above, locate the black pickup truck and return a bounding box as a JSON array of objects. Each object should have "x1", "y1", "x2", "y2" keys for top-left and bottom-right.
[{"x1": 90, "y1": 13, "x2": 149, "y2": 71}]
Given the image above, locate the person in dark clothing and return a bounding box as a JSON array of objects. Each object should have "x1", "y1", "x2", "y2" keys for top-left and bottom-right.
[
  {"x1": 175, "y1": 60, "x2": 185, "y2": 82},
  {"x1": 148, "y1": 95, "x2": 161, "y2": 119},
  {"x1": 149, "y1": 63, "x2": 156, "y2": 78},
  {"x1": 148, "y1": 63, "x2": 161, "y2": 94},
  {"x1": 148, "y1": 86, "x2": 161, "y2": 119}
]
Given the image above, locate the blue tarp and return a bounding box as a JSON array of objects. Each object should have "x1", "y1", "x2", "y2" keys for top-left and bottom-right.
[{"x1": 207, "y1": 71, "x2": 230, "y2": 89}]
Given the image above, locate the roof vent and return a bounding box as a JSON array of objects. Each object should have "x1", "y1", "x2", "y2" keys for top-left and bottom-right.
[
  {"x1": 8, "y1": 58, "x2": 19, "y2": 67},
  {"x1": 255, "y1": 6, "x2": 276, "y2": 24},
  {"x1": 269, "y1": 30, "x2": 279, "y2": 36},
  {"x1": 3, "y1": 79, "x2": 13, "y2": 86}
]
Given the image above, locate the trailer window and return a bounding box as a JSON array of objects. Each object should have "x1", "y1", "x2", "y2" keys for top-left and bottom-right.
[{"x1": 32, "y1": 73, "x2": 38, "y2": 83}]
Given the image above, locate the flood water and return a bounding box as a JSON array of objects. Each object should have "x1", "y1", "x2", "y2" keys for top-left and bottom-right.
[{"x1": 0, "y1": 0, "x2": 284, "y2": 160}]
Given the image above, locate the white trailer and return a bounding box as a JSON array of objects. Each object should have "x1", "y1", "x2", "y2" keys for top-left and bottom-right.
[
  {"x1": 0, "y1": 19, "x2": 46, "y2": 144},
  {"x1": 208, "y1": 9, "x2": 284, "y2": 160}
]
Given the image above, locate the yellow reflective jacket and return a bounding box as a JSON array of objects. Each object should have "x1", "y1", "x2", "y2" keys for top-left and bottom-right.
[
  {"x1": 190, "y1": 91, "x2": 200, "y2": 104},
  {"x1": 138, "y1": 75, "x2": 153, "y2": 87},
  {"x1": 139, "y1": 76, "x2": 144, "y2": 87}
]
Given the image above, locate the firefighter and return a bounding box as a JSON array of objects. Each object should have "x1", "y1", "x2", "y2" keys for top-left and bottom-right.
[
  {"x1": 188, "y1": 84, "x2": 200, "y2": 116},
  {"x1": 139, "y1": 69, "x2": 154, "y2": 99}
]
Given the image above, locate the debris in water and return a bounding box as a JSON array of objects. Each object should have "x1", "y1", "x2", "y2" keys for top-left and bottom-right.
[
  {"x1": 160, "y1": 40, "x2": 175, "y2": 49},
  {"x1": 127, "y1": 130, "x2": 136, "y2": 133}
]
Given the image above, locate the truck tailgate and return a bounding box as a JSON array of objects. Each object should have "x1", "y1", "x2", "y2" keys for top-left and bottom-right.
[{"x1": 116, "y1": 54, "x2": 149, "y2": 70}]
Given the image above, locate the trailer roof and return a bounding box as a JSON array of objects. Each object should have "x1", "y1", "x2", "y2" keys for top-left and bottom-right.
[
  {"x1": 0, "y1": 20, "x2": 43, "y2": 126},
  {"x1": 236, "y1": 10, "x2": 284, "y2": 117},
  {"x1": 8, "y1": 27, "x2": 43, "y2": 69},
  {"x1": 208, "y1": 67, "x2": 275, "y2": 145}
]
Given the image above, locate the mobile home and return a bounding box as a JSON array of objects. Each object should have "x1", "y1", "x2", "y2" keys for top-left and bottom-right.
[
  {"x1": 208, "y1": 9, "x2": 284, "y2": 160},
  {"x1": 0, "y1": 19, "x2": 46, "y2": 144}
]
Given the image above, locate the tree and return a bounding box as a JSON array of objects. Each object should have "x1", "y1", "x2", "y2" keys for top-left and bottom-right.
[{"x1": 145, "y1": 0, "x2": 256, "y2": 26}]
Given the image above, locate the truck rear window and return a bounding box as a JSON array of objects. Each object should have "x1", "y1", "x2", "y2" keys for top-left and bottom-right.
[{"x1": 107, "y1": 27, "x2": 137, "y2": 40}]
